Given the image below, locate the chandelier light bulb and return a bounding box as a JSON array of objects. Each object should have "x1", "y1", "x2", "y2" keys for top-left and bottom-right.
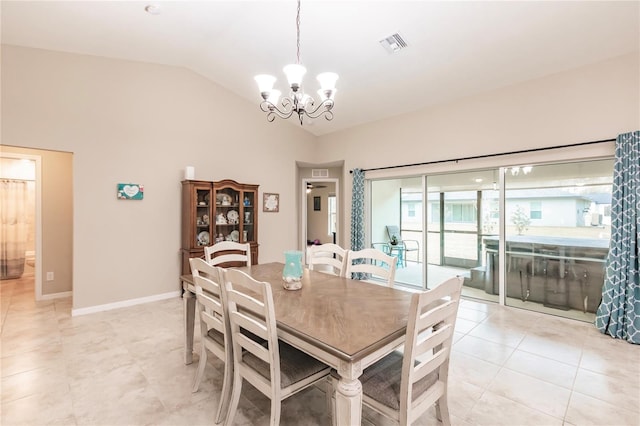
[
  {"x1": 254, "y1": 74, "x2": 276, "y2": 94},
  {"x1": 283, "y1": 64, "x2": 307, "y2": 89},
  {"x1": 318, "y1": 88, "x2": 337, "y2": 101},
  {"x1": 267, "y1": 89, "x2": 281, "y2": 105},
  {"x1": 317, "y1": 72, "x2": 339, "y2": 91}
]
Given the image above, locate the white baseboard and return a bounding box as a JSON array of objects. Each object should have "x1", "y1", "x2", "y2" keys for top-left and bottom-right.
[
  {"x1": 71, "y1": 290, "x2": 181, "y2": 317},
  {"x1": 39, "y1": 291, "x2": 72, "y2": 301}
]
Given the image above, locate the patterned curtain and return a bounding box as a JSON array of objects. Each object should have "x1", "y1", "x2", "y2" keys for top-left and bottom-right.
[
  {"x1": 595, "y1": 130, "x2": 640, "y2": 344},
  {"x1": 350, "y1": 168, "x2": 366, "y2": 279},
  {"x1": 1, "y1": 179, "x2": 28, "y2": 279}
]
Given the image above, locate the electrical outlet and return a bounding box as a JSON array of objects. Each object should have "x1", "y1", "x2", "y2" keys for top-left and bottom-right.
[{"x1": 46, "y1": 272, "x2": 54, "y2": 281}]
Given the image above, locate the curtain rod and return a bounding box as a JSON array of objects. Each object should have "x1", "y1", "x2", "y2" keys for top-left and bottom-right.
[{"x1": 349, "y1": 137, "x2": 616, "y2": 173}]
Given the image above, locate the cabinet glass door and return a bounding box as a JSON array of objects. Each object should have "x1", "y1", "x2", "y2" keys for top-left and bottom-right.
[
  {"x1": 214, "y1": 188, "x2": 241, "y2": 244},
  {"x1": 195, "y1": 188, "x2": 212, "y2": 247},
  {"x1": 242, "y1": 191, "x2": 255, "y2": 242}
]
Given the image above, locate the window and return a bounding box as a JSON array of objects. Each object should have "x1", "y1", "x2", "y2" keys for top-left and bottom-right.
[
  {"x1": 407, "y1": 203, "x2": 416, "y2": 217},
  {"x1": 530, "y1": 201, "x2": 542, "y2": 219},
  {"x1": 445, "y1": 202, "x2": 476, "y2": 223},
  {"x1": 328, "y1": 195, "x2": 336, "y2": 235}
]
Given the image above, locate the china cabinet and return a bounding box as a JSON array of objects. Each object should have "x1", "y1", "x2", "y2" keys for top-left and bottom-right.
[{"x1": 181, "y1": 179, "x2": 259, "y2": 274}]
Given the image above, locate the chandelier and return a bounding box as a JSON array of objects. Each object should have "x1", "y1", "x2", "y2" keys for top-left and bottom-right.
[{"x1": 254, "y1": 0, "x2": 338, "y2": 125}]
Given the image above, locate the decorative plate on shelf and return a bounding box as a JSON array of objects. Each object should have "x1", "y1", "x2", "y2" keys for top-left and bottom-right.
[
  {"x1": 227, "y1": 210, "x2": 239, "y2": 224},
  {"x1": 197, "y1": 231, "x2": 210, "y2": 245},
  {"x1": 230, "y1": 230, "x2": 239, "y2": 242}
]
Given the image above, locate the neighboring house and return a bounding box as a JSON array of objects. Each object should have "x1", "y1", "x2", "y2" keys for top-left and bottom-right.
[{"x1": 399, "y1": 189, "x2": 611, "y2": 231}]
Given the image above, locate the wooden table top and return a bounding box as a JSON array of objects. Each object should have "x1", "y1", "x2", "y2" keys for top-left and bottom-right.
[{"x1": 182, "y1": 262, "x2": 414, "y2": 362}]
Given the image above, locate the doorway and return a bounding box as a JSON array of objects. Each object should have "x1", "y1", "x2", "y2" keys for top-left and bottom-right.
[
  {"x1": 1, "y1": 153, "x2": 42, "y2": 299},
  {"x1": 302, "y1": 178, "x2": 339, "y2": 259}
]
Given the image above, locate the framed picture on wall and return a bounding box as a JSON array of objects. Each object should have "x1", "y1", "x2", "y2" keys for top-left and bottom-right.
[
  {"x1": 313, "y1": 196, "x2": 321, "y2": 211},
  {"x1": 117, "y1": 183, "x2": 144, "y2": 200},
  {"x1": 263, "y1": 193, "x2": 279, "y2": 212}
]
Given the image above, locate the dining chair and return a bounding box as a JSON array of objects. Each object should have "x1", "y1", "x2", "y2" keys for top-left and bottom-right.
[
  {"x1": 222, "y1": 268, "x2": 331, "y2": 426},
  {"x1": 189, "y1": 257, "x2": 232, "y2": 425},
  {"x1": 307, "y1": 243, "x2": 348, "y2": 276},
  {"x1": 345, "y1": 247, "x2": 397, "y2": 286},
  {"x1": 204, "y1": 241, "x2": 251, "y2": 267},
  {"x1": 357, "y1": 276, "x2": 463, "y2": 425},
  {"x1": 386, "y1": 225, "x2": 420, "y2": 266}
]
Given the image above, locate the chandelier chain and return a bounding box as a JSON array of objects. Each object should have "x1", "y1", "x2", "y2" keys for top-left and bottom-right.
[{"x1": 296, "y1": 0, "x2": 301, "y2": 65}]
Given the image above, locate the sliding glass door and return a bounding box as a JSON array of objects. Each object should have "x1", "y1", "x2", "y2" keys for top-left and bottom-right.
[
  {"x1": 368, "y1": 157, "x2": 613, "y2": 322},
  {"x1": 370, "y1": 177, "x2": 424, "y2": 288},
  {"x1": 426, "y1": 170, "x2": 499, "y2": 301},
  {"x1": 501, "y1": 159, "x2": 613, "y2": 321}
]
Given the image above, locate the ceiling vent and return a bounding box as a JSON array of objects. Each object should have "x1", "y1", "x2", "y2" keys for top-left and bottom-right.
[
  {"x1": 311, "y1": 169, "x2": 329, "y2": 178},
  {"x1": 379, "y1": 33, "x2": 408, "y2": 54}
]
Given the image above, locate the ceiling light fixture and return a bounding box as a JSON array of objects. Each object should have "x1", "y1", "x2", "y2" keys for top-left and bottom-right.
[
  {"x1": 254, "y1": 0, "x2": 338, "y2": 125},
  {"x1": 144, "y1": 4, "x2": 161, "y2": 15}
]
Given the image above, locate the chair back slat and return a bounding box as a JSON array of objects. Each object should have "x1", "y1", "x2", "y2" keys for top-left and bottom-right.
[
  {"x1": 205, "y1": 241, "x2": 251, "y2": 267},
  {"x1": 308, "y1": 243, "x2": 348, "y2": 276},
  {"x1": 229, "y1": 309, "x2": 268, "y2": 344},
  {"x1": 414, "y1": 322, "x2": 453, "y2": 358},
  {"x1": 412, "y1": 344, "x2": 449, "y2": 384},
  {"x1": 345, "y1": 247, "x2": 397, "y2": 286}
]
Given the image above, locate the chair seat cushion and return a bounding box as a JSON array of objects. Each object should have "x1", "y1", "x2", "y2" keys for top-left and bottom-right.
[
  {"x1": 244, "y1": 342, "x2": 329, "y2": 388},
  {"x1": 360, "y1": 350, "x2": 438, "y2": 410}
]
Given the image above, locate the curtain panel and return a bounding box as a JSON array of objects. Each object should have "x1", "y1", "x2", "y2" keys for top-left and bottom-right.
[
  {"x1": 595, "y1": 130, "x2": 640, "y2": 344},
  {"x1": 350, "y1": 168, "x2": 367, "y2": 279},
  {"x1": 1, "y1": 179, "x2": 28, "y2": 279}
]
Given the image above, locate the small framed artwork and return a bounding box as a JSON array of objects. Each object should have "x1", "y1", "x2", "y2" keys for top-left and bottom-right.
[
  {"x1": 117, "y1": 183, "x2": 144, "y2": 200},
  {"x1": 263, "y1": 193, "x2": 279, "y2": 212},
  {"x1": 313, "y1": 196, "x2": 321, "y2": 211}
]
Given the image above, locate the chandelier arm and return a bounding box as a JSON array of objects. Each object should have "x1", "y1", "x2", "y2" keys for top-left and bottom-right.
[
  {"x1": 259, "y1": 101, "x2": 295, "y2": 120},
  {"x1": 304, "y1": 100, "x2": 335, "y2": 119}
]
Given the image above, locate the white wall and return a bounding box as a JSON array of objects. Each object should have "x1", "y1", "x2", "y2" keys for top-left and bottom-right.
[
  {"x1": 1, "y1": 45, "x2": 317, "y2": 309},
  {"x1": 315, "y1": 53, "x2": 639, "y2": 245}
]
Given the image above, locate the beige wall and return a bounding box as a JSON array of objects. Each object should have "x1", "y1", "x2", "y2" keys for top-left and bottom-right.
[
  {"x1": 2, "y1": 44, "x2": 638, "y2": 310},
  {"x1": 2, "y1": 45, "x2": 316, "y2": 309},
  {"x1": 0, "y1": 146, "x2": 73, "y2": 295},
  {"x1": 315, "y1": 52, "x2": 639, "y2": 247}
]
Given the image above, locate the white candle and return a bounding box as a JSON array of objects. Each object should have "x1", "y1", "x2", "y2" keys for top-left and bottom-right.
[{"x1": 184, "y1": 166, "x2": 195, "y2": 180}]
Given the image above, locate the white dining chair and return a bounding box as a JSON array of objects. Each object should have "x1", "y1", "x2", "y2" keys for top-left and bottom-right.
[
  {"x1": 204, "y1": 241, "x2": 251, "y2": 267},
  {"x1": 307, "y1": 243, "x2": 348, "y2": 276},
  {"x1": 345, "y1": 247, "x2": 397, "y2": 286},
  {"x1": 188, "y1": 258, "x2": 232, "y2": 424},
  {"x1": 222, "y1": 268, "x2": 331, "y2": 426},
  {"x1": 357, "y1": 276, "x2": 463, "y2": 425}
]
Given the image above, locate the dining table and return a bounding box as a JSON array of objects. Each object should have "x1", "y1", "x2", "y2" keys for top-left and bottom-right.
[{"x1": 181, "y1": 262, "x2": 414, "y2": 425}]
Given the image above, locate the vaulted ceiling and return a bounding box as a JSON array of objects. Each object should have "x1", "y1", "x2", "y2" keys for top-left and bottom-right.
[{"x1": 2, "y1": 1, "x2": 638, "y2": 136}]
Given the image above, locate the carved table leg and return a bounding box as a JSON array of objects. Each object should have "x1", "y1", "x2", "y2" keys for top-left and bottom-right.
[
  {"x1": 335, "y1": 361, "x2": 363, "y2": 426},
  {"x1": 183, "y1": 284, "x2": 196, "y2": 365}
]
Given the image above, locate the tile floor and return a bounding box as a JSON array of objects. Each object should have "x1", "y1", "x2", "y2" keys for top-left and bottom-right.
[{"x1": 1, "y1": 272, "x2": 639, "y2": 426}]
